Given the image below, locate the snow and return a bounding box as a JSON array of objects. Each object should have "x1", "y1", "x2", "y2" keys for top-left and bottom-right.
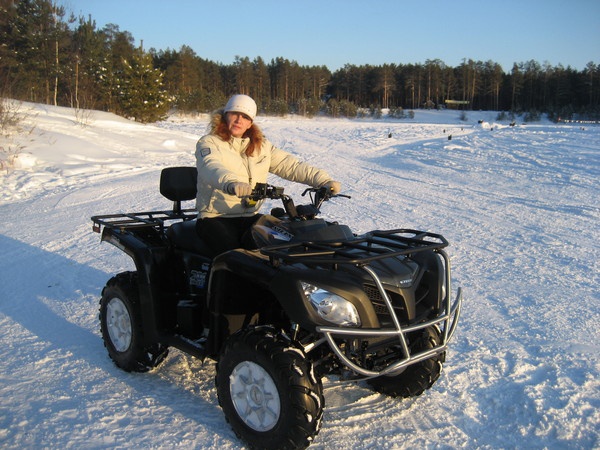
[{"x1": 1, "y1": 101, "x2": 598, "y2": 449}]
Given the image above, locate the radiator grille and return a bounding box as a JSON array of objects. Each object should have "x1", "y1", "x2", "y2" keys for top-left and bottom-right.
[{"x1": 364, "y1": 284, "x2": 406, "y2": 321}]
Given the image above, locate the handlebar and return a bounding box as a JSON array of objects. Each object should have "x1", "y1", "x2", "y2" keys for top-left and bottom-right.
[
  {"x1": 301, "y1": 186, "x2": 351, "y2": 210},
  {"x1": 246, "y1": 183, "x2": 350, "y2": 220},
  {"x1": 248, "y1": 183, "x2": 285, "y2": 201}
]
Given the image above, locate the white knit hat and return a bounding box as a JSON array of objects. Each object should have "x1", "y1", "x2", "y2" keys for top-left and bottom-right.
[{"x1": 224, "y1": 94, "x2": 257, "y2": 120}]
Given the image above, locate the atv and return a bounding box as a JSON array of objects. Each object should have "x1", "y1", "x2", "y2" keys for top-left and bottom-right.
[{"x1": 91, "y1": 166, "x2": 462, "y2": 449}]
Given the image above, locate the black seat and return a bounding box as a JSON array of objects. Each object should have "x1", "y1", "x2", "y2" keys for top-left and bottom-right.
[
  {"x1": 160, "y1": 166, "x2": 197, "y2": 214},
  {"x1": 160, "y1": 167, "x2": 212, "y2": 256}
]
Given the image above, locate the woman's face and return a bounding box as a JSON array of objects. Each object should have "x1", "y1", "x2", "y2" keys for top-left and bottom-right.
[{"x1": 225, "y1": 112, "x2": 252, "y2": 138}]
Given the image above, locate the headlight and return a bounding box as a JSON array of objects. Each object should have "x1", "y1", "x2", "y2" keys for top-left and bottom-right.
[{"x1": 301, "y1": 282, "x2": 361, "y2": 327}]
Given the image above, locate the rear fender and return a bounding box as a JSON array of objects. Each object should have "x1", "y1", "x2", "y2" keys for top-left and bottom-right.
[{"x1": 101, "y1": 227, "x2": 165, "y2": 344}]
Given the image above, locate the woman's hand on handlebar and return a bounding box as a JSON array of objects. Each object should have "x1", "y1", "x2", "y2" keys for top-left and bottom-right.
[
  {"x1": 226, "y1": 182, "x2": 252, "y2": 197},
  {"x1": 323, "y1": 180, "x2": 341, "y2": 195}
]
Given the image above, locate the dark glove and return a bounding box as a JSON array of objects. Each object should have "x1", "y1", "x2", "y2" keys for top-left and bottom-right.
[{"x1": 322, "y1": 180, "x2": 341, "y2": 195}]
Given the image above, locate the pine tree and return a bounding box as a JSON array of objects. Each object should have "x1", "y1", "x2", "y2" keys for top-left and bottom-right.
[
  {"x1": 117, "y1": 49, "x2": 170, "y2": 123},
  {"x1": 69, "y1": 14, "x2": 107, "y2": 110}
]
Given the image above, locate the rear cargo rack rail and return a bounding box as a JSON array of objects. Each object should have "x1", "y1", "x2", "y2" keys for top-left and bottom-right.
[{"x1": 91, "y1": 209, "x2": 196, "y2": 233}]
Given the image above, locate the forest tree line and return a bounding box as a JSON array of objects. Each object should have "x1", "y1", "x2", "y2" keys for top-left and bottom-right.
[{"x1": 1, "y1": 0, "x2": 599, "y2": 123}]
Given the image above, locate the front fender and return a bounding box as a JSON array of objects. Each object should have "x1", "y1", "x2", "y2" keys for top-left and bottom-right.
[
  {"x1": 207, "y1": 249, "x2": 381, "y2": 329},
  {"x1": 269, "y1": 266, "x2": 381, "y2": 331}
]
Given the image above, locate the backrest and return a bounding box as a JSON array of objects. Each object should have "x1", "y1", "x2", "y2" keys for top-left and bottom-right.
[{"x1": 160, "y1": 166, "x2": 197, "y2": 213}]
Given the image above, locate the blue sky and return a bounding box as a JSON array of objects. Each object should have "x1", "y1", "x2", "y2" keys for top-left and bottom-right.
[{"x1": 61, "y1": 0, "x2": 599, "y2": 72}]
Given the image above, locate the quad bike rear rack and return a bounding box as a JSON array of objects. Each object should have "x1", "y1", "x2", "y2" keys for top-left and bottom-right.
[
  {"x1": 91, "y1": 209, "x2": 196, "y2": 233},
  {"x1": 261, "y1": 229, "x2": 463, "y2": 378}
]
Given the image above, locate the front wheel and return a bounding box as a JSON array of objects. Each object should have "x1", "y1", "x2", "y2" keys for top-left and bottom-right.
[
  {"x1": 367, "y1": 326, "x2": 445, "y2": 398},
  {"x1": 99, "y1": 272, "x2": 168, "y2": 372},
  {"x1": 216, "y1": 326, "x2": 324, "y2": 450}
]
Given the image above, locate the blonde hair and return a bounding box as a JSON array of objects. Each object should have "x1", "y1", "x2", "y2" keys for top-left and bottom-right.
[{"x1": 209, "y1": 110, "x2": 264, "y2": 157}]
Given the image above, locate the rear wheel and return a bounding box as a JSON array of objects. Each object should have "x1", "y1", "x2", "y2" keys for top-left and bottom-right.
[
  {"x1": 367, "y1": 326, "x2": 445, "y2": 398},
  {"x1": 99, "y1": 272, "x2": 168, "y2": 372},
  {"x1": 216, "y1": 326, "x2": 324, "y2": 450}
]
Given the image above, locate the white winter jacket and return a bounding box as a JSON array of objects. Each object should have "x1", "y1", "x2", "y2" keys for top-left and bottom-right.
[{"x1": 195, "y1": 134, "x2": 333, "y2": 218}]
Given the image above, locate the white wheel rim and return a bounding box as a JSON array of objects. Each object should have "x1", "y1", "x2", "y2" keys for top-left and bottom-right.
[
  {"x1": 229, "y1": 361, "x2": 281, "y2": 432},
  {"x1": 106, "y1": 297, "x2": 132, "y2": 352}
]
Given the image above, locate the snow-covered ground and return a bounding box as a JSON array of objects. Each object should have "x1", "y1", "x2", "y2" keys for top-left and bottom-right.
[{"x1": 0, "y1": 101, "x2": 598, "y2": 449}]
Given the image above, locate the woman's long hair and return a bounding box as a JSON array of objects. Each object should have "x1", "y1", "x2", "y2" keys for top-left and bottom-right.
[{"x1": 209, "y1": 110, "x2": 264, "y2": 156}]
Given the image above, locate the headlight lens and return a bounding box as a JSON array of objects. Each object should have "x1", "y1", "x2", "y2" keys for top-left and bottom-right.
[{"x1": 302, "y1": 282, "x2": 361, "y2": 327}]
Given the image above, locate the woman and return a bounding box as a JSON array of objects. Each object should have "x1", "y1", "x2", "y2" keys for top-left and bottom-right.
[{"x1": 195, "y1": 94, "x2": 341, "y2": 256}]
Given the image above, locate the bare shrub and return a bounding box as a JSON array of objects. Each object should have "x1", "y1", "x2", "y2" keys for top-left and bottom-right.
[
  {"x1": 74, "y1": 107, "x2": 95, "y2": 127},
  {"x1": 1, "y1": 99, "x2": 36, "y2": 171}
]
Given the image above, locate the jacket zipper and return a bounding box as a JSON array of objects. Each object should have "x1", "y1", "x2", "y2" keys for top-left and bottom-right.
[{"x1": 242, "y1": 153, "x2": 252, "y2": 186}]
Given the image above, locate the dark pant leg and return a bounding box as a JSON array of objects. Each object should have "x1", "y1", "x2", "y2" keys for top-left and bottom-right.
[
  {"x1": 196, "y1": 217, "x2": 243, "y2": 257},
  {"x1": 240, "y1": 214, "x2": 263, "y2": 250},
  {"x1": 196, "y1": 215, "x2": 263, "y2": 257}
]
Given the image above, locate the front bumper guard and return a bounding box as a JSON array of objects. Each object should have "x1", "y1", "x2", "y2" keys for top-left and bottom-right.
[{"x1": 314, "y1": 249, "x2": 463, "y2": 378}]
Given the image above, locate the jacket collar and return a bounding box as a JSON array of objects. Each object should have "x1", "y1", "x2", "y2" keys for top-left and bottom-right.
[{"x1": 230, "y1": 136, "x2": 250, "y2": 154}]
